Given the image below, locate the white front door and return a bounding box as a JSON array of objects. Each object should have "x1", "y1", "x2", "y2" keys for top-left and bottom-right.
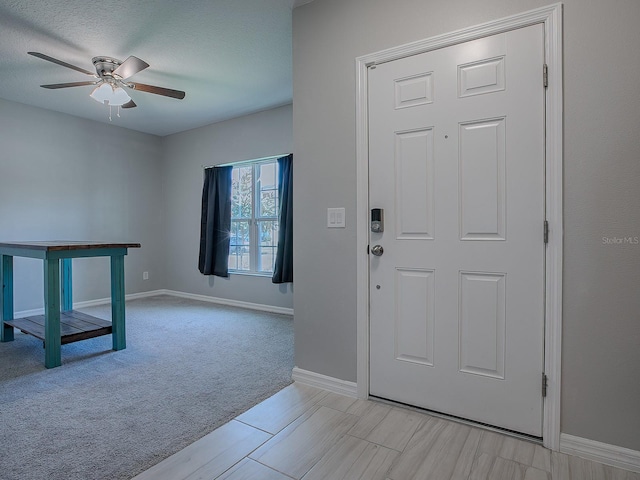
[{"x1": 369, "y1": 24, "x2": 545, "y2": 436}]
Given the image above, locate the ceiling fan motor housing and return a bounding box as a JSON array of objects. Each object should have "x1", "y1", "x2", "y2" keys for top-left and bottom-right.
[{"x1": 92, "y1": 57, "x2": 123, "y2": 79}]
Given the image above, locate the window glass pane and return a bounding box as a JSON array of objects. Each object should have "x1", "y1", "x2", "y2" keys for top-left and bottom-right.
[
  {"x1": 229, "y1": 222, "x2": 238, "y2": 246},
  {"x1": 258, "y1": 220, "x2": 279, "y2": 246},
  {"x1": 228, "y1": 246, "x2": 239, "y2": 270},
  {"x1": 259, "y1": 162, "x2": 277, "y2": 188},
  {"x1": 231, "y1": 165, "x2": 252, "y2": 219},
  {"x1": 259, "y1": 190, "x2": 278, "y2": 218},
  {"x1": 257, "y1": 220, "x2": 279, "y2": 272},
  {"x1": 229, "y1": 220, "x2": 250, "y2": 247},
  {"x1": 238, "y1": 246, "x2": 250, "y2": 271},
  {"x1": 257, "y1": 246, "x2": 277, "y2": 273},
  {"x1": 257, "y1": 162, "x2": 279, "y2": 218},
  {"x1": 229, "y1": 220, "x2": 250, "y2": 271},
  {"x1": 229, "y1": 245, "x2": 251, "y2": 272}
]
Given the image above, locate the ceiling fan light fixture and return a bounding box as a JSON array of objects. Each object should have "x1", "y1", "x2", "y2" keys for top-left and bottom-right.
[{"x1": 90, "y1": 82, "x2": 131, "y2": 106}]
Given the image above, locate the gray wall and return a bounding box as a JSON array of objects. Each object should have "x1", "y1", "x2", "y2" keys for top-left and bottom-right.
[
  {"x1": 0, "y1": 99, "x2": 293, "y2": 314},
  {"x1": 293, "y1": 0, "x2": 640, "y2": 451},
  {"x1": 0, "y1": 98, "x2": 165, "y2": 311},
  {"x1": 161, "y1": 104, "x2": 293, "y2": 309}
]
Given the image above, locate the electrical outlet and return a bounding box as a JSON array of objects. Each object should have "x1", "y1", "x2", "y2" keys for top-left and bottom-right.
[{"x1": 143, "y1": 271, "x2": 149, "y2": 280}]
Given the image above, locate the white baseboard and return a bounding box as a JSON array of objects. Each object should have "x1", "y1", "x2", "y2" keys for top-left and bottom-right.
[
  {"x1": 560, "y1": 433, "x2": 640, "y2": 473},
  {"x1": 13, "y1": 289, "x2": 293, "y2": 318},
  {"x1": 13, "y1": 307, "x2": 44, "y2": 319},
  {"x1": 161, "y1": 289, "x2": 294, "y2": 316},
  {"x1": 73, "y1": 290, "x2": 166, "y2": 309},
  {"x1": 292, "y1": 367, "x2": 357, "y2": 398},
  {"x1": 14, "y1": 290, "x2": 164, "y2": 318}
]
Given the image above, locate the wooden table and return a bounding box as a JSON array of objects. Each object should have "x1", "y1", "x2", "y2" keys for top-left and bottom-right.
[{"x1": 0, "y1": 241, "x2": 140, "y2": 368}]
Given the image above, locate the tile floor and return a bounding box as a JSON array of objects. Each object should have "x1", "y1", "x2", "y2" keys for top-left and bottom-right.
[{"x1": 133, "y1": 383, "x2": 640, "y2": 480}]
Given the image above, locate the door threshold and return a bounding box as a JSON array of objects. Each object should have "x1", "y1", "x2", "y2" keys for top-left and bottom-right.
[{"x1": 369, "y1": 395, "x2": 543, "y2": 445}]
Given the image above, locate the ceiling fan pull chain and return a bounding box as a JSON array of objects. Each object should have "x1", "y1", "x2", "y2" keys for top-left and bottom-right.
[
  {"x1": 117, "y1": 105, "x2": 121, "y2": 118},
  {"x1": 109, "y1": 104, "x2": 112, "y2": 122}
]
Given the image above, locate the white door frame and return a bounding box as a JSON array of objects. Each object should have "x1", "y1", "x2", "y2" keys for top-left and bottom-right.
[{"x1": 355, "y1": 3, "x2": 563, "y2": 450}]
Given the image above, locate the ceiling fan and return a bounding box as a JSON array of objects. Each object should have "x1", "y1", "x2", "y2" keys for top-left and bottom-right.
[{"x1": 28, "y1": 52, "x2": 186, "y2": 110}]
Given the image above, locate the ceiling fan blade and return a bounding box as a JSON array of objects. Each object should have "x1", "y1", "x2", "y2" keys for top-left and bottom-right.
[
  {"x1": 113, "y1": 56, "x2": 149, "y2": 80},
  {"x1": 128, "y1": 82, "x2": 186, "y2": 100},
  {"x1": 121, "y1": 99, "x2": 137, "y2": 109},
  {"x1": 28, "y1": 52, "x2": 95, "y2": 76},
  {"x1": 40, "y1": 81, "x2": 99, "y2": 89}
]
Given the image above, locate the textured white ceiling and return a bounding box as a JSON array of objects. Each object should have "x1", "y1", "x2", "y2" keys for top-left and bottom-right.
[{"x1": 0, "y1": 0, "x2": 294, "y2": 136}]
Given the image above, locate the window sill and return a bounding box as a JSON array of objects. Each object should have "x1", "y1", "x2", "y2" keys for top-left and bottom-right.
[{"x1": 228, "y1": 270, "x2": 274, "y2": 279}]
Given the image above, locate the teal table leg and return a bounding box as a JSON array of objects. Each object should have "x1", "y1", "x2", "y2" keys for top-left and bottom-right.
[
  {"x1": 61, "y1": 258, "x2": 73, "y2": 311},
  {"x1": 1, "y1": 255, "x2": 15, "y2": 342},
  {"x1": 44, "y1": 258, "x2": 62, "y2": 368},
  {"x1": 110, "y1": 255, "x2": 126, "y2": 350}
]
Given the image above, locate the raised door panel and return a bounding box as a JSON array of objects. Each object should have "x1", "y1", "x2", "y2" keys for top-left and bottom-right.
[
  {"x1": 395, "y1": 128, "x2": 435, "y2": 240},
  {"x1": 395, "y1": 72, "x2": 434, "y2": 109},
  {"x1": 395, "y1": 268, "x2": 435, "y2": 366},
  {"x1": 459, "y1": 272, "x2": 506, "y2": 379},
  {"x1": 458, "y1": 56, "x2": 506, "y2": 98},
  {"x1": 459, "y1": 118, "x2": 506, "y2": 240}
]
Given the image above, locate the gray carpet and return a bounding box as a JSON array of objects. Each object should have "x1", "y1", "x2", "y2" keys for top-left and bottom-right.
[{"x1": 0, "y1": 295, "x2": 294, "y2": 480}]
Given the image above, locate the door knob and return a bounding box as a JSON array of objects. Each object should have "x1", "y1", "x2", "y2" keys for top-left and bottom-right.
[{"x1": 371, "y1": 245, "x2": 384, "y2": 256}]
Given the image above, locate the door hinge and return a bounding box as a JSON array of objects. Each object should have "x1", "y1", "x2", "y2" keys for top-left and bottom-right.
[
  {"x1": 542, "y1": 373, "x2": 548, "y2": 397},
  {"x1": 544, "y1": 220, "x2": 549, "y2": 244},
  {"x1": 367, "y1": 244, "x2": 370, "y2": 255},
  {"x1": 543, "y1": 64, "x2": 549, "y2": 88}
]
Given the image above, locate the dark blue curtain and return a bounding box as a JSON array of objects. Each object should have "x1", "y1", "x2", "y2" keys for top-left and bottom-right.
[
  {"x1": 272, "y1": 154, "x2": 293, "y2": 284},
  {"x1": 198, "y1": 166, "x2": 232, "y2": 277}
]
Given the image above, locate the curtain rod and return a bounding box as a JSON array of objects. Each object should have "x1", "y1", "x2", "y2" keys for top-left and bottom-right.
[{"x1": 202, "y1": 153, "x2": 291, "y2": 170}]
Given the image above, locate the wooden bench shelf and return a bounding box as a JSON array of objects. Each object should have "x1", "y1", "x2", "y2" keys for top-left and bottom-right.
[{"x1": 4, "y1": 310, "x2": 112, "y2": 345}]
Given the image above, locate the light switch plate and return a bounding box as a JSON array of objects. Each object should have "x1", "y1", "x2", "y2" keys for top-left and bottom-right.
[{"x1": 327, "y1": 207, "x2": 346, "y2": 228}]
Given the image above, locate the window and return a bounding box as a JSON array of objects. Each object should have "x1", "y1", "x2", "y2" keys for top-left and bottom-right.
[{"x1": 228, "y1": 160, "x2": 279, "y2": 274}]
